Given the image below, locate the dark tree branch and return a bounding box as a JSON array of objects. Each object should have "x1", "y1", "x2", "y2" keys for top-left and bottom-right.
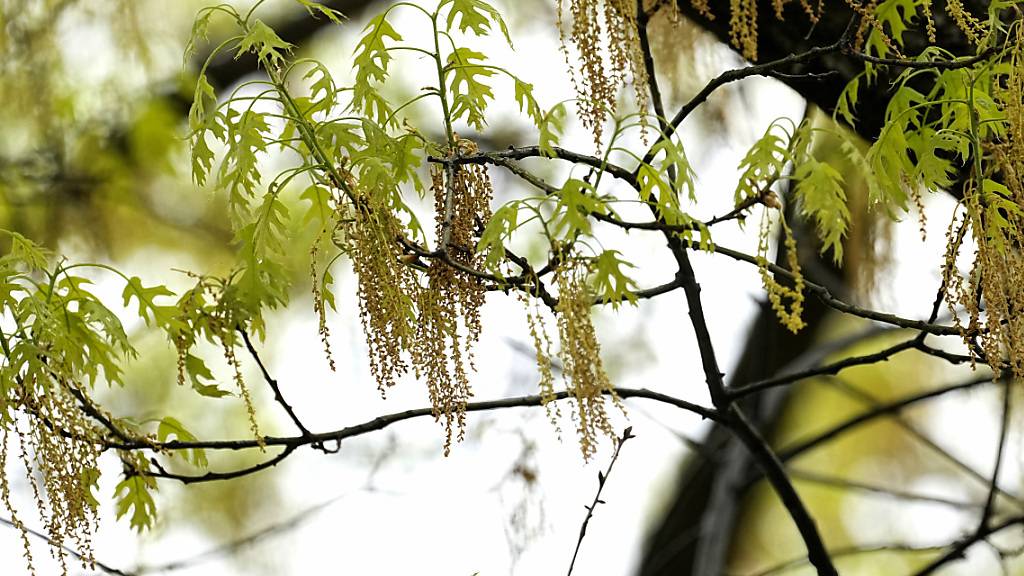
[
  {"x1": 148, "y1": 446, "x2": 297, "y2": 485},
  {"x1": 103, "y1": 388, "x2": 719, "y2": 453}
]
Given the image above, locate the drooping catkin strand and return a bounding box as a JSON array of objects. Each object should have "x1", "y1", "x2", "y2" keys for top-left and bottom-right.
[
  {"x1": 517, "y1": 290, "x2": 561, "y2": 433},
  {"x1": 345, "y1": 191, "x2": 421, "y2": 393},
  {"x1": 757, "y1": 210, "x2": 806, "y2": 333},
  {"x1": 558, "y1": 0, "x2": 648, "y2": 146},
  {"x1": 416, "y1": 136, "x2": 494, "y2": 454},
  {"x1": 0, "y1": 372, "x2": 106, "y2": 576},
  {"x1": 944, "y1": 34, "x2": 1024, "y2": 379},
  {"x1": 555, "y1": 258, "x2": 621, "y2": 460}
]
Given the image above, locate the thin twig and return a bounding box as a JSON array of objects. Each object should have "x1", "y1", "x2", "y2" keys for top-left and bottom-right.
[
  {"x1": 566, "y1": 427, "x2": 635, "y2": 576},
  {"x1": 238, "y1": 327, "x2": 313, "y2": 437},
  {"x1": 790, "y1": 468, "x2": 986, "y2": 511},
  {"x1": 147, "y1": 445, "x2": 297, "y2": 484},
  {"x1": 101, "y1": 388, "x2": 719, "y2": 453}
]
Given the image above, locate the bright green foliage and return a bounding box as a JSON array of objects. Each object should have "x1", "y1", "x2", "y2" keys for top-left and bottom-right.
[
  {"x1": 295, "y1": 0, "x2": 346, "y2": 22},
  {"x1": 980, "y1": 179, "x2": 1023, "y2": 253},
  {"x1": 538, "y1": 102, "x2": 568, "y2": 157},
  {"x1": 734, "y1": 120, "x2": 792, "y2": 206},
  {"x1": 793, "y1": 159, "x2": 849, "y2": 264},
  {"x1": 446, "y1": 48, "x2": 496, "y2": 131},
  {"x1": 183, "y1": 353, "x2": 231, "y2": 398},
  {"x1": 157, "y1": 417, "x2": 208, "y2": 468},
  {"x1": 237, "y1": 19, "x2": 294, "y2": 68},
  {"x1": 514, "y1": 78, "x2": 543, "y2": 127},
  {"x1": 122, "y1": 276, "x2": 176, "y2": 329},
  {"x1": 114, "y1": 472, "x2": 158, "y2": 532},
  {"x1": 5, "y1": 2, "x2": 1023, "y2": 566},
  {"x1": 446, "y1": 0, "x2": 512, "y2": 45},
  {"x1": 477, "y1": 201, "x2": 519, "y2": 269},
  {"x1": 352, "y1": 13, "x2": 402, "y2": 125},
  {"x1": 591, "y1": 250, "x2": 638, "y2": 308},
  {"x1": 552, "y1": 178, "x2": 606, "y2": 239}
]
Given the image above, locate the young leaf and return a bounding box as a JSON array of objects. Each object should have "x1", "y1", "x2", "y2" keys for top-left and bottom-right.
[
  {"x1": 184, "y1": 354, "x2": 231, "y2": 398},
  {"x1": 591, "y1": 250, "x2": 639, "y2": 309},
  {"x1": 552, "y1": 178, "x2": 604, "y2": 239},
  {"x1": 237, "y1": 19, "x2": 293, "y2": 68},
  {"x1": 478, "y1": 202, "x2": 520, "y2": 269},
  {"x1": 122, "y1": 277, "x2": 176, "y2": 328},
  {"x1": 294, "y1": 0, "x2": 345, "y2": 23},
  {"x1": 514, "y1": 78, "x2": 543, "y2": 127},
  {"x1": 114, "y1": 475, "x2": 158, "y2": 532},
  {"x1": 735, "y1": 121, "x2": 791, "y2": 205},
  {"x1": 794, "y1": 159, "x2": 849, "y2": 264},
  {"x1": 538, "y1": 103, "x2": 567, "y2": 158},
  {"x1": 446, "y1": 48, "x2": 495, "y2": 131},
  {"x1": 446, "y1": 0, "x2": 512, "y2": 46},
  {"x1": 157, "y1": 416, "x2": 208, "y2": 468},
  {"x1": 352, "y1": 13, "x2": 402, "y2": 124}
]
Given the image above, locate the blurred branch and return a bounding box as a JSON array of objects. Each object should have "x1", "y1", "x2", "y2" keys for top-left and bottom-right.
[
  {"x1": 0, "y1": 516, "x2": 133, "y2": 576},
  {"x1": 978, "y1": 375, "x2": 1013, "y2": 531},
  {"x1": 776, "y1": 375, "x2": 994, "y2": 462},
  {"x1": 912, "y1": 515, "x2": 1024, "y2": 576},
  {"x1": 789, "y1": 468, "x2": 986, "y2": 511},
  {"x1": 823, "y1": 377, "x2": 1024, "y2": 509}
]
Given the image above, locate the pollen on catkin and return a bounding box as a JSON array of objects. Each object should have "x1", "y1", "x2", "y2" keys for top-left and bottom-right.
[
  {"x1": 0, "y1": 374, "x2": 104, "y2": 576},
  {"x1": 557, "y1": 0, "x2": 648, "y2": 146},
  {"x1": 554, "y1": 257, "x2": 621, "y2": 460},
  {"x1": 943, "y1": 33, "x2": 1024, "y2": 379},
  {"x1": 415, "y1": 136, "x2": 493, "y2": 454},
  {"x1": 344, "y1": 188, "x2": 421, "y2": 393},
  {"x1": 757, "y1": 210, "x2": 806, "y2": 334},
  {"x1": 517, "y1": 290, "x2": 561, "y2": 432}
]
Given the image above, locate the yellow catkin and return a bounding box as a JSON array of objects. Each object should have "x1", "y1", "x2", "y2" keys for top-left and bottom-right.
[
  {"x1": 0, "y1": 371, "x2": 108, "y2": 576},
  {"x1": 345, "y1": 190, "x2": 421, "y2": 393},
  {"x1": 558, "y1": 0, "x2": 648, "y2": 146},
  {"x1": 554, "y1": 258, "x2": 621, "y2": 460},
  {"x1": 945, "y1": 0, "x2": 984, "y2": 45},
  {"x1": 309, "y1": 236, "x2": 336, "y2": 372},
  {"x1": 223, "y1": 341, "x2": 264, "y2": 449},
  {"x1": 416, "y1": 136, "x2": 494, "y2": 454},
  {"x1": 757, "y1": 210, "x2": 806, "y2": 333},
  {"x1": 729, "y1": 0, "x2": 759, "y2": 61},
  {"x1": 945, "y1": 30, "x2": 1024, "y2": 378},
  {"x1": 517, "y1": 290, "x2": 561, "y2": 432}
]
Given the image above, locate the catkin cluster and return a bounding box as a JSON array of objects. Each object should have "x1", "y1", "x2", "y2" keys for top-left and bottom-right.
[
  {"x1": 554, "y1": 258, "x2": 621, "y2": 460},
  {"x1": 757, "y1": 211, "x2": 806, "y2": 334},
  {"x1": 557, "y1": 0, "x2": 648, "y2": 145},
  {"x1": 1, "y1": 376, "x2": 103, "y2": 576},
  {"x1": 345, "y1": 193, "x2": 421, "y2": 393},
  {"x1": 944, "y1": 35, "x2": 1024, "y2": 378},
  {"x1": 417, "y1": 138, "x2": 494, "y2": 452}
]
